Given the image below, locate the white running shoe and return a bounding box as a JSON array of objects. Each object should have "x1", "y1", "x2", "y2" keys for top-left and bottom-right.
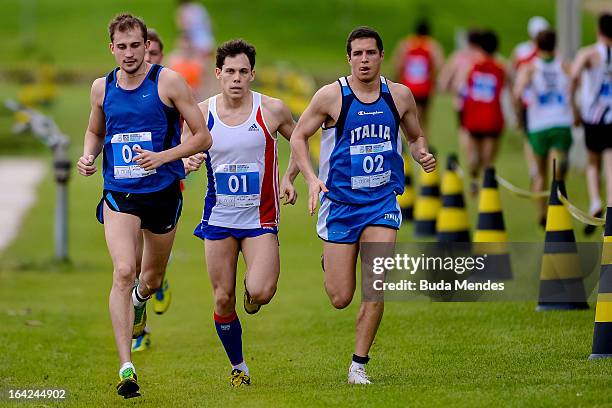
[{"x1": 348, "y1": 365, "x2": 372, "y2": 384}]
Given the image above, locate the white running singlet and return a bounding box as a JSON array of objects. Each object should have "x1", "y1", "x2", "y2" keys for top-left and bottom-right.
[
  {"x1": 201, "y1": 92, "x2": 279, "y2": 229},
  {"x1": 526, "y1": 57, "x2": 572, "y2": 133},
  {"x1": 581, "y1": 42, "x2": 612, "y2": 125}
]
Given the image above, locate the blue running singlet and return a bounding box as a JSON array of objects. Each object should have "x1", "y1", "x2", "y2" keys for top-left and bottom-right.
[
  {"x1": 102, "y1": 64, "x2": 184, "y2": 193},
  {"x1": 318, "y1": 76, "x2": 404, "y2": 205}
]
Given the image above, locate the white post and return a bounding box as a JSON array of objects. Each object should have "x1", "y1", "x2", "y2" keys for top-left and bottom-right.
[
  {"x1": 558, "y1": 0, "x2": 585, "y2": 170},
  {"x1": 556, "y1": 0, "x2": 582, "y2": 60}
]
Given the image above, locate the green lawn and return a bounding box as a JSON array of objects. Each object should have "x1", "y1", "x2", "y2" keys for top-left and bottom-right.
[
  {"x1": 0, "y1": 1, "x2": 610, "y2": 406},
  {"x1": 0, "y1": 80, "x2": 609, "y2": 406}
]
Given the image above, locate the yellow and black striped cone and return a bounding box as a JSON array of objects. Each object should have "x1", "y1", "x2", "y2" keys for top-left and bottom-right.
[
  {"x1": 413, "y1": 164, "x2": 441, "y2": 238},
  {"x1": 536, "y1": 178, "x2": 589, "y2": 311},
  {"x1": 437, "y1": 154, "x2": 470, "y2": 242},
  {"x1": 473, "y1": 167, "x2": 512, "y2": 280},
  {"x1": 397, "y1": 153, "x2": 415, "y2": 222},
  {"x1": 590, "y1": 208, "x2": 612, "y2": 358}
]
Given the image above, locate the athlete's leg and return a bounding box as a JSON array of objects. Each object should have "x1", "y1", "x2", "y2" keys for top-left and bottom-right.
[
  {"x1": 138, "y1": 228, "x2": 177, "y2": 297},
  {"x1": 206, "y1": 237, "x2": 240, "y2": 315},
  {"x1": 130, "y1": 232, "x2": 149, "y2": 353},
  {"x1": 550, "y1": 148, "x2": 569, "y2": 180},
  {"x1": 135, "y1": 232, "x2": 144, "y2": 278},
  {"x1": 466, "y1": 134, "x2": 482, "y2": 179},
  {"x1": 458, "y1": 127, "x2": 470, "y2": 164},
  {"x1": 602, "y1": 149, "x2": 612, "y2": 207},
  {"x1": 480, "y1": 135, "x2": 501, "y2": 170},
  {"x1": 586, "y1": 150, "x2": 602, "y2": 212},
  {"x1": 241, "y1": 233, "x2": 280, "y2": 305},
  {"x1": 524, "y1": 142, "x2": 538, "y2": 186},
  {"x1": 533, "y1": 153, "x2": 547, "y2": 223},
  {"x1": 206, "y1": 237, "x2": 249, "y2": 384},
  {"x1": 354, "y1": 226, "x2": 396, "y2": 358},
  {"x1": 103, "y1": 203, "x2": 142, "y2": 366},
  {"x1": 322, "y1": 242, "x2": 359, "y2": 309}
]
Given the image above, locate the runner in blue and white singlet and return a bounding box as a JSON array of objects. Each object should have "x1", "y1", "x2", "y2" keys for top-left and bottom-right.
[
  {"x1": 317, "y1": 76, "x2": 405, "y2": 243},
  {"x1": 290, "y1": 27, "x2": 435, "y2": 385}
]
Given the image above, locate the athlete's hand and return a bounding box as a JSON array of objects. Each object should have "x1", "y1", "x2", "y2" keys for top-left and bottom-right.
[
  {"x1": 307, "y1": 177, "x2": 328, "y2": 216},
  {"x1": 77, "y1": 154, "x2": 97, "y2": 176},
  {"x1": 415, "y1": 148, "x2": 436, "y2": 173},
  {"x1": 133, "y1": 146, "x2": 166, "y2": 171},
  {"x1": 280, "y1": 176, "x2": 298, "y2": 206},
  {"x1": 183, "y1": 152, "x2": 206, "y2": 175}
]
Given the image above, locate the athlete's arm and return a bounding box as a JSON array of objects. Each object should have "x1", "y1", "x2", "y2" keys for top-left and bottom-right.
[
  {"x1": 570, "y1": 47, "x2": 591, "y2": 126},
  {"x1": 77, "y1": 78, "x2": 106, "y2": 176},
  {"x1": 290, "y1": 84, "x2": 338, "y2": 215},
  {"x1": 392, "y1": 39, "x2": 408, "y2": 80},
  {"x1": 389, "y1": 82, "x2": 436, "y2": 173},
  {"x1": 431, "y1": 40, "x2": 445, "y2": 76},
  {"x1": 437, "y1": 51, "x2": 458, "y2": 92},
  {"x1": 265, "y1": 97, "x2": 300, "y2": 205},
  {"x1": 180, "y1": 99, "x2": 209, "y2": 175},
  {"x1": 512, "y1": 63, "x2": 532, "y2": 124},
  {"x1": 133, "y1": 69, "x2": 212, "y2": 170}
]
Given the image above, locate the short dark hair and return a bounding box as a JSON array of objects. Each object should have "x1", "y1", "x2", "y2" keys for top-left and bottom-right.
[
  {"x1": 108, "y1": 13, "x2": 147, "y2": 43},
  {"x1": 467, "y1": 29, "x2": 481, "y2": 46},
  {"x1": 346, "y1": 26, "x2": 383, "y2": 55},
  {"x1": 216, "y1": 39, "x2": 256, "y2": 70},
  {"x1": 415, "y1": 19, "x2": 430, "y2": 36},
  {"x1": 147, "y1": 28, "x2": 163, "y2": 52},
  {"x1": 536, "y1": 29, "x2": 556, "y2": 52},
  {"x1": 479, "y1": 30, "x2": 498, "y2": 55},
  {"x1": 599, "y1": 13, "x2": 612, "y2": 38}
]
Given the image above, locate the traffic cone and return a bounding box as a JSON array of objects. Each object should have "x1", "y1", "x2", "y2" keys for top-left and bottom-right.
[
  {"x1": 397, "y1": 153, "x2": 415, "y2": 222},
  {"x1": 413, "y1": 164, "x2": 441, "y2": 238},
  {"x1": 437, "y1": 154, "x2": 470, "y2": 242},
  {"x1": 472, "y1": 167, "x2": 512, "y2": 280},
  {"x1": 590, "y1": 208, "x2": 612, "y2": 358},
  {"x1": 536, "y1": 176, "x2": 589, "y2": 311}
]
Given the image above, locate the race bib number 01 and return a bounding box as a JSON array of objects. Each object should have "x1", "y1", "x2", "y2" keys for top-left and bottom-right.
[
  {"x1": 111, "y1": 132, "x2": 156, "y2": 179},
  {"x1": 215, "y1": 163, "x2": 261, "y2": 207},
  {"x1": 350, "y1": 141, "x2": 392, "y2": 189}
]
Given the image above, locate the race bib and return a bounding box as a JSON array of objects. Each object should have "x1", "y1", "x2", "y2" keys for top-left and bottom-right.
[
  {"x1": 350, "y1": 141, "x2": 392, "y2": 189},
  {"x1": 470, "y1": 72, "x2": 497, "y2": 103},
  {"x1": 214, "y1": 163, "x2": 261, "y2": 207},
  {"x1": 111, "y1": 132, "x2": 156, "y2": 179},
  {"x1": 405, "y1": 56, "x2": 428, "y2": 83}
]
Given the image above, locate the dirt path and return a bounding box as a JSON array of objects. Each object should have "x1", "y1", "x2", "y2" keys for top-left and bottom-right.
[{"x1": 0, "y1": 158, "x2": 46, "y2": 252}]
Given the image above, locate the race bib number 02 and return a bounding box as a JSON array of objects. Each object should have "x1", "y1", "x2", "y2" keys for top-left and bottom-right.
[
  {"x1": 111, "y1": 132, "x2": 156, "y2": 179},
  {"x1": 214, "y1": 163, "x2": 261, "y2": 207},
  {"x1": 350, "y1": 141, "x2": 392, "y2": 189}
]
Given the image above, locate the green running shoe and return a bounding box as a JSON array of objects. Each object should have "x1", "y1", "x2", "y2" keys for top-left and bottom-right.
[{"x1": 116, "y1": 367, "x2": 140, "y2": 399}]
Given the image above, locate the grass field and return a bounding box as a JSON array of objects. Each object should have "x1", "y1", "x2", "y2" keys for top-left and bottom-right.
[
  {"x1": 0, "y1": 0, "x2": 599, "y2": 75},
  {"x1": 1, "y1": 1, "x2": 612, "y2": 407}
]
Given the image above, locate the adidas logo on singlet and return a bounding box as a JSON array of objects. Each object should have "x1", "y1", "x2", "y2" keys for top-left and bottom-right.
[{"x1": 248, "y1": 124, "x2": 259, "y2": 131}]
